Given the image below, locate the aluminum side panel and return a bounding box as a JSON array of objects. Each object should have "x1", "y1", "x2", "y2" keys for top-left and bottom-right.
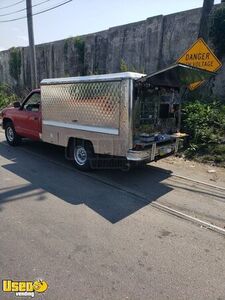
[
  {"x1": 41, "y1": 81, "x2": 121, "y2": 129},
  {"x1": 41, "y1": 79, "x2": 131, "y2": 156}
]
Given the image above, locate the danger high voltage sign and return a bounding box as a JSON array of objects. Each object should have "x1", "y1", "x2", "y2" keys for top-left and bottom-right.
[
  {"x1": 177, "y1": 38, "x2": 222, "y2": 90},
  {"x1": 185, "y1": 52, "x2": 214, "y2": 68}
]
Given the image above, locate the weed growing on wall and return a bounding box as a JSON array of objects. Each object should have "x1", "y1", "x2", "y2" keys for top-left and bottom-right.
[
  {"x1": 9, "y1": 48, "x2": 21, "y2": 82},
  {"x1": 73, "y1": 37, "x2": 85, "y2": 65},
  {"x1": 210, "y1": 6, "x2": 225, "y2": 58}
]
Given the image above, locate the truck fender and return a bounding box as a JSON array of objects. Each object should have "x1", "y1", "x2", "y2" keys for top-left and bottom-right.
[{"x1": 3, "y1": 117, "x2": 13, "y2": 129}]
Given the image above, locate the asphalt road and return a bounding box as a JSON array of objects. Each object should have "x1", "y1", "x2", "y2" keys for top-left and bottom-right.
[{"x1": 0, "y1": 131, "x2": 225, "y2": 300}]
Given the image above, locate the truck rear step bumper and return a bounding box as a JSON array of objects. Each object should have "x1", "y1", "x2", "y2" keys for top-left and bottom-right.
[{"x1": 126, "y1": 139, "x2": 179, "y2": 162}]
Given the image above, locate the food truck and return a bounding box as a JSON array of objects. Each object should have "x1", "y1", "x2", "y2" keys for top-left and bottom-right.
[{"x1": 2, "y1": 64, "x2": 214, "y2": 170}]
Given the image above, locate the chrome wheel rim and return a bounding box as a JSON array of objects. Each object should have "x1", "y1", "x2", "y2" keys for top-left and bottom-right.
[
  {"x1": 74, "y1": 146, "x2": 87, "y2": 166},
  {"x1": 7, "y1": 127, "x2": 14, "y2": 142}
]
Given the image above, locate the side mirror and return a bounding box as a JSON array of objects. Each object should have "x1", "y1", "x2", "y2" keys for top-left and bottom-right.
[{"x1": 13, "y1": 101, "x2": 21, "y2": 108}]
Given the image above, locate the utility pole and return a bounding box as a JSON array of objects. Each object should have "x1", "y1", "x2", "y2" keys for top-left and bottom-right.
[
  {"x1": 26, "y1": 0, "x2": 37, "y2": 88},
  {"x1": 198, "y1": 0, "x2": 214, "y2": 42}
]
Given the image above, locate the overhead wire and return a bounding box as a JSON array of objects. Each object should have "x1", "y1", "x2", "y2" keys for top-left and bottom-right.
[
  {"x1": 0, "y1": 0, "x2": 25, "y2": 10},
  {"x1": 0, "y1": 0, "x2": 72, "y2": 23},
  {"x1": 0, "y1": 0, "x2": 52, "y2": 17}
]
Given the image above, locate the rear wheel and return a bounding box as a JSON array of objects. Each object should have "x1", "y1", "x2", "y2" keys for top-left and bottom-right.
[
  {"x1": 70, "y1": 140, "x2": 94, "y2": 171},
  {"x1": 5, "y1": 122, "x2": 21, "y2": 146}
]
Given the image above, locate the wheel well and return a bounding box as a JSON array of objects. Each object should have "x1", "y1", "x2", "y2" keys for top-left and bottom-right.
[
  {"x1": 66, "y1": 137, "x2": 94, "y2": 158},
  {"x1": 3, "y1": 118, "x2": 13, "y2": 129}
]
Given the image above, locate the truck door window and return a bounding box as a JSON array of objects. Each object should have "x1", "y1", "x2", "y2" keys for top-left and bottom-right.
[{"x1": 23, "y1": 93, "x2": 41, "y2": 112}]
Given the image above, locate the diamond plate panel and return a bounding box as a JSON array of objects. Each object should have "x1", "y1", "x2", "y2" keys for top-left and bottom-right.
[{"x1": 41, "y1": 81, "x2": 121, "y2": 129}]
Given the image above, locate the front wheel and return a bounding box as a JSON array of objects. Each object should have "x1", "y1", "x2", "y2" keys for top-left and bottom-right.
[
  {"x1": 71, "y1": 141, "x2": 94, "y2": 171},
  {"x1": 5, "y1": 122, "x2": 21, "y2": 146}
]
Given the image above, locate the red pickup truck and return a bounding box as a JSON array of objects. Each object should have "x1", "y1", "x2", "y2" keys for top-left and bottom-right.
[{"x1": 2, "y1": 89, "x2": 42, "y2": 145}]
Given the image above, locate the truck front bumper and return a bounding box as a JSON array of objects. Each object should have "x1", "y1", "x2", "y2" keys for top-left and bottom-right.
[{"x1": 126, "y1": 138, "x2": 180, "y2": 162}]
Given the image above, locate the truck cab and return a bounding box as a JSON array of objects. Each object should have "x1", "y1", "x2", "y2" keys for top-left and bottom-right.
[{"x1": 2, "y1": 89, "x2": 41, "y2": 145}]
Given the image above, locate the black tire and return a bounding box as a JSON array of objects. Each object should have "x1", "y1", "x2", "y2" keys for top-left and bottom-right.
[
  {"x1": 5, "y1": 122, "x2": 21, "y2": 146},
  {"x1": 70, "y1": 140, "x2": 94, "y2": 171}
]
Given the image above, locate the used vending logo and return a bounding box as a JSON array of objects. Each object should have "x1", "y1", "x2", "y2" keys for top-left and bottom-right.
[{"x1": 2, "y1": 279, "x2": 48, "y2": 298}]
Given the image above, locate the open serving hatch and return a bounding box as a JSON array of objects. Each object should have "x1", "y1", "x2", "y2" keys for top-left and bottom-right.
[
  {"x1": 137, "y1": 63, "x2": 216, "y2": 88},
  {"x1": 132, "y1": 64, "x2": 216, "y2": 147}
]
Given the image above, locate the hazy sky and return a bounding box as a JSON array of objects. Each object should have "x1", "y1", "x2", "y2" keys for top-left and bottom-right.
[{"x1": 0, "y1": 0, "x2": 221, "y2": 50}]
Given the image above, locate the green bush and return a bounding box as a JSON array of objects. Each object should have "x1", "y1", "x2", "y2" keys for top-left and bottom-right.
[
  {"x1": 182, "y1": 101, "x2": 225, "y2": 164},
  {"x1": 0, "y1": 85, "x2": 17, "y2": 109}
]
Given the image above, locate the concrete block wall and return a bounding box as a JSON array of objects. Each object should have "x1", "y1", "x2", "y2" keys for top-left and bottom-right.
[{"x1": 0, "y1": 5, "x2": 224, "y2": 97}]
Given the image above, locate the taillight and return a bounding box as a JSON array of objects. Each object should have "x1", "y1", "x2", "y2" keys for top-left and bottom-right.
[{"x1": 133, "y1": 144, "x2": 144, "y2": 151}]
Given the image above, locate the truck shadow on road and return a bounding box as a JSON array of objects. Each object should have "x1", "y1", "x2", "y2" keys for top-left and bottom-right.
[{"x1": 0, "y1": 141, "x2": 173, "y2": 223}]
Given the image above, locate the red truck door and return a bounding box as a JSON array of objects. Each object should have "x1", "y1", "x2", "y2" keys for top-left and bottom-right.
[{"x1": 15, "y1": 91, "x2": 42, "y2": 140}]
